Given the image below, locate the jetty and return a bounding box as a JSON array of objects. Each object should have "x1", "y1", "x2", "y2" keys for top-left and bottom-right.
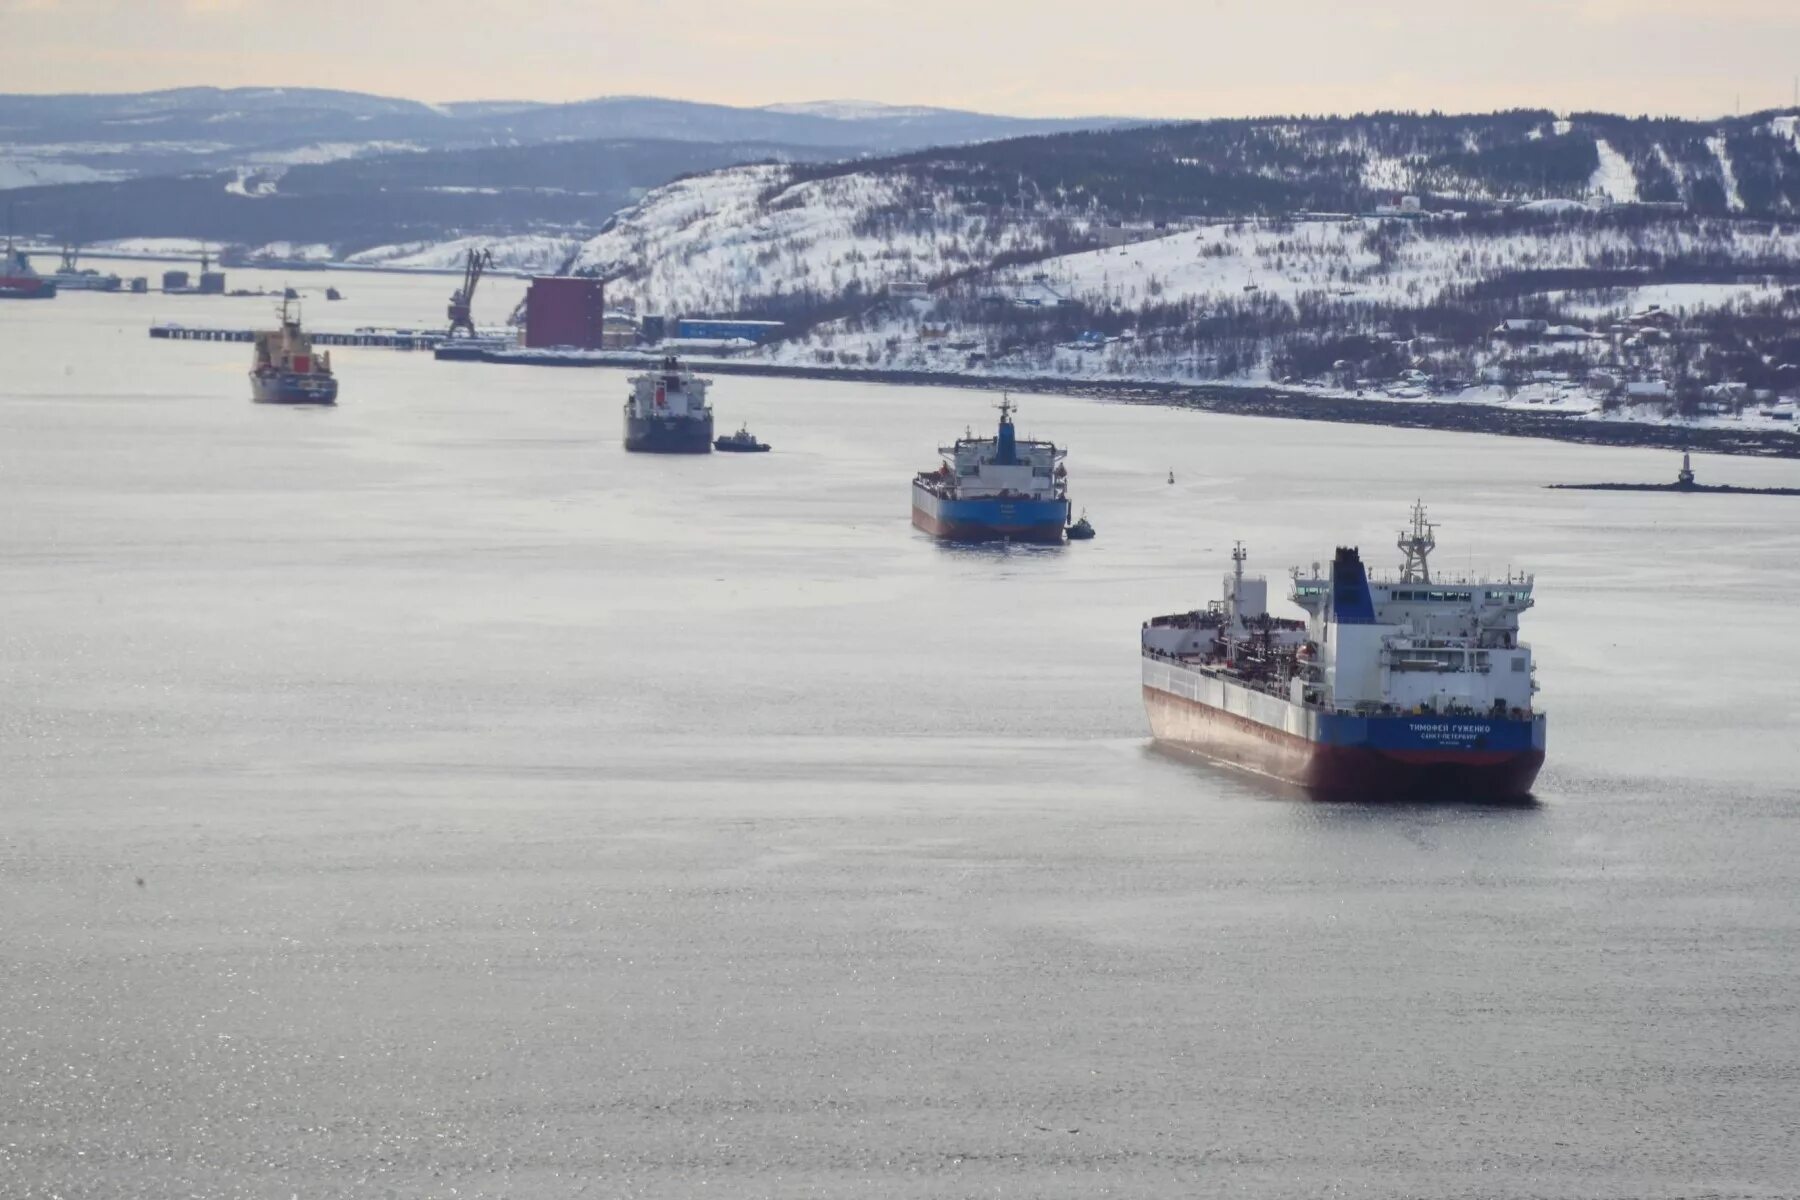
[
  {"x1": 149, "y1": 322, "x2": 443, "y2": 350},
  {"x1": 1549, "y1": 452, "x2": 1800, "y2": 496}
]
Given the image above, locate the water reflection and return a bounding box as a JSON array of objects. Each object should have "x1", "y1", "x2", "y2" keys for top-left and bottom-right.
[{"x1": 1143, "y1": 740, "x2": 1544, "y2": 813}]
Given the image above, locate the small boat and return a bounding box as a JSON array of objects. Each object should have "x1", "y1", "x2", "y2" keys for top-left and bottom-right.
[
  {"x1": 325, "y1": 287, "x2": 343, "y2": 301},
  {"x1": 714, "y1": 425, "x2": 771, "y2": 452},
  {"x1": 1066, "y1": 511, "x2": 1096, "y2": 540}
]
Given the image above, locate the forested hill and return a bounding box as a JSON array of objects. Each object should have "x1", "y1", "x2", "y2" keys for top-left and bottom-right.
[{"x1": 782, "y1": 109, "x2": 1800, "y2": 220}]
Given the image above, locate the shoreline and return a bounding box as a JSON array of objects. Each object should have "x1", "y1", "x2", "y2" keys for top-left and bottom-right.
[{"x1": 471, "y1": 352, "x2": 1800, "y2": 460}]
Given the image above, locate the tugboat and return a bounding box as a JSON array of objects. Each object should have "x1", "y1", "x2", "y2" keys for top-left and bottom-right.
[
  {"x1": 1066, "y1": 511, "x2": 1096, "y2": 540},
  {"x1": 249, "y1": 299, "x2": 338, "y2": 405},
  {"x1": 714, "y1": 424, "x2": 770, "y2": 452},
  {"x1": 0, "y1": 238, "x2": 55, "y2": 300},
  {"x1": 624, "y1": 356, "x2": 713, "y2": 453}
]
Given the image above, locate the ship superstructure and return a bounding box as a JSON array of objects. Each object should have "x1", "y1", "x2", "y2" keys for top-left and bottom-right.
[
  {"x1": 912, "y1": 399, "x2": 1070, "y2": 543},
  {"x1": 1141, "y1": 504, "x2": 1545, "y2": 798},
  {"x1": 46, "y1": 243, "x2": 121, "y2": 292},
  {"x1": 249, "y1": 299, "x2": 337, "y2": 405},
  {"x1": 624, "y1": 356, "x2": 714, "y2": 453}
]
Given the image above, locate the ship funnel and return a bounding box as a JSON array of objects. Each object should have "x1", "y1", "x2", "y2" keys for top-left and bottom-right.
[
  {"x1": 994, "y1": 396, "x2": 1019, "y2": 464},
  {"x1": 1330, "y1": 547, "x2": 1376, "y2": 625}
]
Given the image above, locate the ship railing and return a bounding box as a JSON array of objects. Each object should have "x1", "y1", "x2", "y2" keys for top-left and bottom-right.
[{"x1": 1365, "y1": 568, "x2": 1534, "y2": 587}]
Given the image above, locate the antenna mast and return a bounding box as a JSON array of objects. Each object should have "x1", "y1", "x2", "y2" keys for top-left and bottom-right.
[{"x1": 1398, "y1": 501, "x2": 1436, "y2": 583}]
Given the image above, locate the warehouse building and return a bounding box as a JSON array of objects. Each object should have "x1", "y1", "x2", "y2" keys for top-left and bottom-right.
[{"x1": 523, "y1": 276, "x2": 606, "y2": 349}]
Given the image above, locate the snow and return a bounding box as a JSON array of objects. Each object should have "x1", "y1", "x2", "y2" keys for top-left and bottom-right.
[
  {"x1": 1769, "y1": 115, "x2": 1800, "y2": 150},
  {"x1": 1518, "y1": 198, "x2": 1592, "y2": 214},
  {"x1": 88, "y1": 237, "x2": 215, "y2": 257},
  {"x1": 571, "y1": 164, "x2": 1069, "y2": 315},
  {"x1": 1006, "y1": 219, "x2": 1388, "y2": 307},
  {"x1": 345, "y1": 234, "x2": 576, "y2": 273},
  {"x1": 1549, "y1": 281, "x2": 1786, "y2": 318},
  {"x1": 246, "y1": 141, "x2": 422, "y2": 166},
  {"x1": 1360, "y1": 152, "x2": 1412, "y2": 193},
  {"x1": 760, "y1": 100, "x2": 949, "y2": 120},
  {"x1": 224, "y1": 167, "x2": 280, "y2": 198},
  {"x1": 247, "y1": 242, "x2": 336, "y2": 262},
  {"x1": 1706, "y1": 136, "x2": 1745, "y2": 212},
  {"x1": 1652, "y1": 144, "x2": 1686, "y2": 203},
  {"x1": 0, "y1": 158, "x2": 125, "y2": 190},
  {"x1": 1589, "y1": 139, "x2": 1638, "y2": 204},
  {"x1": 1552, "y1": 119, "x2": 1573, "y2": 136}
]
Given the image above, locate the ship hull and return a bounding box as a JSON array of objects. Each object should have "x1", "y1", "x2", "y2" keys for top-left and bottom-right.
[
  {"x1": 625, "y1": 412, "x2": 713, "y2": 453},
  {"x1": 250, "y1": 371, "x2": 337, "y2": 405},
  {"x1": 1143, "y1": 659, "x2": 1544, "y2": 800},
  {"x1": 0, "y1": 278, "x2": 56, "y2": 299},
  {"x1": 911, "y1": 483, "x2": 1069, "y2": 543},
  {"x1": 49, "y1": 275, "x2": 121, "y2": 292}
]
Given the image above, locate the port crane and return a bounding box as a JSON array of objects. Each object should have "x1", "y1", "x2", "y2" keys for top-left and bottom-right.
[{"x1": 446, "y1": 248, "x2": 494, "y2": 337}]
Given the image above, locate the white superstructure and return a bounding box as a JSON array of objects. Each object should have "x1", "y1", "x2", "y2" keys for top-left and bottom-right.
[
  {"x1": 920, "y1": 398, "x2": 1066, "y2": 502},
  {"x1": 626, "y1": 356, "x2": 712, "y2": 420},
  {"x1": 1142, "y1": 504, "x2": 1539, "y2": 720}
]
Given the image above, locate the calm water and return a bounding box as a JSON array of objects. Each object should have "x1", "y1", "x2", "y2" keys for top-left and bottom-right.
[{"x1": 4, "y1": 268, "x2": 1799, "y2": 1198}]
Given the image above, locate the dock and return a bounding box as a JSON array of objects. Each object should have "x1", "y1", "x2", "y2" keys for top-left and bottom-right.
[{"x1": 149, "y1": 323, "x2": 445, "y2": 350}]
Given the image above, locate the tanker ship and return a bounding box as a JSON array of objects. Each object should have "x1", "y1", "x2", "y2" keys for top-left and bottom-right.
[
  {"x1": 249, "y1": 299, "x2": 337, "y2": 405},
  {"x1": 1141, "y1": 505, "x2": 1545, "y2": 799},
  {"x1": 624, "y1": 356, "x2": 713, "y2": 453},
  {"x1": 912, "y1": 399, "x2": 1070, "y2": 542}
]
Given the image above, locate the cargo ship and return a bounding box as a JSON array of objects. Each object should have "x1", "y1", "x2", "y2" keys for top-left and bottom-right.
[
  {"x1": 624, "y1": 356, "x2": 713, "y2": 453},
  {"x1": 1, "y1": 240, "x2": 55, "y2": 300},
  {"x1": 1141, "y1": 505, "x2": 1545, "y2": 799},
  {"x1": 912, "y1": 399, "x2": 1070, "y2": 542},
  {"x1": 46, "y1": 244, "x2": 121, "y2": 292},
  {"x1": 249, "y1": 299, "x2": 337, "y2": 405}
]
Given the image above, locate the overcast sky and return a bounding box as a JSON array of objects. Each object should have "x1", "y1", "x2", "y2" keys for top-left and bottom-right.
[{"x1": 4, "y1": 0, "x2": 1798, "y2": 118}]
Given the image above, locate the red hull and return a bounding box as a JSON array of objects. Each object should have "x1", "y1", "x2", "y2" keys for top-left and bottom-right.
[
  {"x1": 0, "y1": 277, "x2": 55, "y2": 300},
  {"x1": 910, "y1": 507, "x2": 1066, "y2": 544},
  {"x1": 1144, "y1": 686, "x2": 1542, "y2": 801}
]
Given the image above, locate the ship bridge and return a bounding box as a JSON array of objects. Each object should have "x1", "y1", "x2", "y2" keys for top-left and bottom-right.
[{"x1": 1287, "y1": 505, "x2": 1539, "y2": 717}]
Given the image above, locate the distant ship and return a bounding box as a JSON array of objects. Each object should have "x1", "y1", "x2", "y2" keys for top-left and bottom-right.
[
  {"x1": 46, "y1": 244, "x2": 121, "y2": 292},
  {"x1": 249, "y1": 299, "x2": 338, "y2": 405},
  {"x1": 1141, "y1": 505, "x2": 1545, "y2": 799},
  {"x1": 624, "y1": 356, "x2": 713, "y2": 453},
  {"x1": 912, "y1": 399, "x2": 1071, "y2": 542},
  {"x1": 0, "y1": 241, "x2": 55, "y2": 300}
]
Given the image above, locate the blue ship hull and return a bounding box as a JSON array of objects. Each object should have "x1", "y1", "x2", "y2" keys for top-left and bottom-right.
[{"x1": 912, "y1": 484, "x2": 1069, "y2": 543}]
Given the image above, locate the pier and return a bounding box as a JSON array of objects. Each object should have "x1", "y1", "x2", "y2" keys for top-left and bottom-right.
[{"x1": 149, "y1": 323, "x2": 444, "y2": 350}]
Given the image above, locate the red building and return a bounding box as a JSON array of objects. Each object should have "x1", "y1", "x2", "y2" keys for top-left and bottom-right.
[{"x1": 523, "y1": 276, "x2": 605, "y2": 349}]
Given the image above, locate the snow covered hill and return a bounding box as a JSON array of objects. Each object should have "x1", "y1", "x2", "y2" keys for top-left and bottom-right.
[{"x1": 571, "y1": 164, "x2": 1086, "y2": 315}]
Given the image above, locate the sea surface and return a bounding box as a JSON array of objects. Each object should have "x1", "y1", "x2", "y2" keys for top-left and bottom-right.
[{"x1": 4, "y1": 267, "x2": 1799, "y2": 1198}]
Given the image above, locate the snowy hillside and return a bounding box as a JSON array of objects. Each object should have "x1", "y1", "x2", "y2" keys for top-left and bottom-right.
[
  {"x1": 572, "y1": 164, "x2": 1086, "y2": 315},
  {"x1": 344, "y1": 234, "x2": 578, "y2": 273}
]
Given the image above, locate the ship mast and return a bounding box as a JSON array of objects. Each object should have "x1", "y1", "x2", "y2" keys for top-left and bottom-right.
[
  {"x1": 1398, "y1": 501, "x2": 1436, "y2": 583},
  {"x1": 1226, "y1": 541, "x2": 1247, "y2": 662}
]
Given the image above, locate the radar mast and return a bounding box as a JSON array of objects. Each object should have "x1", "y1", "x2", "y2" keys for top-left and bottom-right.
[{"x1": 1398, "y1": 501, "x2": 1436, "y2": 583}]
